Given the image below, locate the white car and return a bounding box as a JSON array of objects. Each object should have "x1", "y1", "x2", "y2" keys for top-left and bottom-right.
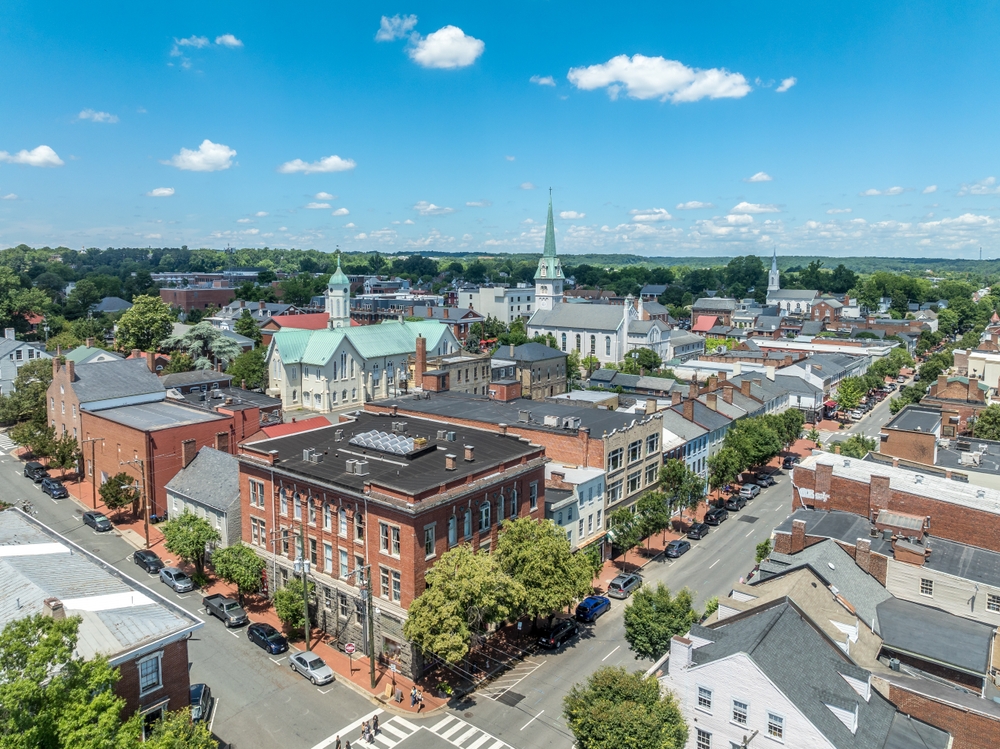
[
  {"x1": 848, "y1": 410, "x2": 864, "y2": 421},
  {"x1": 289, "y1": 652, "x2": 335, "y2": 685}
]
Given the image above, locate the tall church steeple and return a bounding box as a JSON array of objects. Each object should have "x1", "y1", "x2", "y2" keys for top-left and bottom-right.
[
  {"x1": 534, "y1": 191, "x2": 564, "y2": 311},
  {"x1": 325, "y1": 254, "x2": 351, "y2": 328},
  {"x1": 767, "y1": 247, "x2": 780, "y2": 293}
]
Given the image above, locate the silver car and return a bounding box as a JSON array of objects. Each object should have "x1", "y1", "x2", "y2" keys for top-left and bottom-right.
[
  {"x1": 289, "y1": 652, "x2": 335, "y2": 685},
  {"x1": 159, "y1": 566, "x2": 194, "y2": 593}
]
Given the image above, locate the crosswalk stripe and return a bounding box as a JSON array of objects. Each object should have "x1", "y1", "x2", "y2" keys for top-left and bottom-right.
[
  {"x1": 378, "y1": 723, "x2": 409, "y2": 739},
  {"x1": 393, "y1": 717, "x2": 419, "y2": 732},
  {"x1": 462, "y1": 736, "x2": 493, "y2": 749},
  {"x1": 431, "y1": 716, "x2": 457, "y2": 732},
  {"x1": 486, "y1": 740, "x2": 507, "y2": 749},
  {"x1": 372, "y1": 734, "x2": 397, "y2": 748},
  {"x1": 439, "y1": 720, "x2": 468, "y2": 740},
  {"x1": 453, "y1": 726, "x2": 480, "y2": 745}
]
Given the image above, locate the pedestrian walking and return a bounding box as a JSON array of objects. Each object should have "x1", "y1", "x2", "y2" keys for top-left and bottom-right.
[
  {"x1": 417, "y1": 689, "x2": 424, "y2": 712},
  {"x1": 335, "y1": 736, "x2": 341, "y2": 749},
  {"x1": 372, "y1": 715, "x2": 379, "y2": 735},
  {"x1": 410, "y1": 686, "x2": 417, "y2": 707},
  {"x1": 345, "y1": 741, "x2": 351, "y2": 749}
]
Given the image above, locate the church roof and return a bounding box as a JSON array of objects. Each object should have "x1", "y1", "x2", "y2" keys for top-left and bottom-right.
[
  {"x1": 528, "y1": 304, "x2": 625, "y2": 332},
  {"x1": 272, "y1": 320, "x2": 454, "y2": 366},
  {"x1": 534, "y1": 196, "x2": 564, "y2": 282},
  {"x1": 328, "y1": 255, "x2": 350, "y2": 288}
]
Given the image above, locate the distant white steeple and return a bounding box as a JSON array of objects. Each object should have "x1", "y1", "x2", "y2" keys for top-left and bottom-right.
[
  {"x1": 534, "y1": 190, "x2": 565, "y2": 311},
  {"x1": 326, "y1": 254, "x2": 351, "y2": 329},
  {"x1": 768, "y1": 248, "x2": 780, "y2": 293}
]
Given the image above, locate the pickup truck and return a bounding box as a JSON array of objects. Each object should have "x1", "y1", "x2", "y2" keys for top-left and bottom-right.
[{"x1": 202, "y1": 594, "x2": 248, "y2": 628}]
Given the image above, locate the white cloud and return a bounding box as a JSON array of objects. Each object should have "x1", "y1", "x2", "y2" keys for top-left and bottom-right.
[
  {"x1": 922, "y1": 185, "x2": 937, "y2": 194},
  {"x1": 567, "y1": 54, "x2": 750, "y2": 103},
  {"x1": 559, "y1": 210, "x2": 586, "y2": 219},
  {"x1": 215, "y1": 34, "x2": 243, "y2": 48},
  {"x1": 676, "y1": 201, "x2": 714, "y2": 210},
  {"x1": 504, "y1": 155, "x2": 515, "y2": 161},
  {"x1": 175, "y1": 36, "x2": 210, "y2": 48},
  {"x1": 278, "y1": 154, "x2": 356, "y2": 174},
  {"x1": 404, "y1": 219, "x2": 415, "y2": 225},
  {"x1": 520, "y1": 182, "x2": 536, "y2": 190},
  {"x1": 776, "y1": 76, "x2": 797, "y2": 93},
  {"x1": 726, "y1": 213, "x2": 754, "y2": 225},
  {"x1": 146, "y1": 187, "x2": 175, "y2": 197},
  {"x1": 162, "y1": 139, "x2": 235, "y2": 171},
  {"x1": 242, "y1": 228, "x2": 259, "y2": 235},
  {"x1": 145, "y1": 233, "x2": 162, "y2": 239},
  {"x1": 255, "y1": 211, "x2": 268, "y2": 217},
  {"x1": 958, "y1": 177, "x2": 1000, "y2": 196},
  {"x1": 314, "y1": 191, "x2": 336, "y2": 200},
  {"x1": 78, "y1": 109, "x2": 118, "y2": 123},
  {"x1": 826, "y1": 207, "x2": 852, "y2": 214},
  {"x1": 408, "y1": 26, "x2": 484, "y2": 69},
  {"x1": 332, "y1": 207, "x2": 350, "y2": 216},
  {"x1": 0, "y1": 145, "x2": 64, "y2": 167},
  {"x1": 860, "y1": 186, "x2": 905, "y2": 196},
  {"x1": 730, "y1": 201, "x2": 780, "y2": 214},
  {"x1": 345, "y1": 222, "x2": 356, "y2": 228},
  {"x1": 744, "y1": 171, "x2": 772, "y2": 182},
  {"x1": 305, "y1": 202, "x2": 330, "y2": 209},
  {"x1": 237, "y1": 218, "x2": 252, "y2": 223},
  {"x1": 629, "y1": 208, "x2": 673, "y2": 222},
  {"x1": 1, "y1": 193, "x2": 17, "y2": 200},
  {"x1": 376, "y1": 14, "x2": 418, "y2": 42},
  {"x1": 466, "y1": 200, "x2": 492, "y2": 207},
  {"x1": 413, "y1": 201, "x2": 455, "y2": 216},
  {"x1": 530, "y1": 75, "x2": 556, "y2": 86}
]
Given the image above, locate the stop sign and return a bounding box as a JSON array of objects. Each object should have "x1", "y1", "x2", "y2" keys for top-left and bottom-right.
[{"x1": 345, "y1": 643, "x2": 356, "y2": 654}]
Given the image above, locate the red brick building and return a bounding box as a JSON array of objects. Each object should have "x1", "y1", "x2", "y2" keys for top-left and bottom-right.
[
  {"x1": 159, "y1": 283, "x2": 236, "y2": 313},
  {"x1": 238, "y1": 412, "x2": 547, "y2": 678},
  {"x1": 921, "y1": 375, "x2": 990, "y2": 433}
]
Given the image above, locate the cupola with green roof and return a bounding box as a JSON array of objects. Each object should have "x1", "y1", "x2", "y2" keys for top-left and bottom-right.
[
  {"x1": 325, "y1": 254, "x2": 351, "y2": 328},
  {"x1": 534, "y1": 192, "x2": 564, "y2": 311}
]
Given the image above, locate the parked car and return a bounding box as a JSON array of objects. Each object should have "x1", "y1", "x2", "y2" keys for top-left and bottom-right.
[
  {"x1": 132, "y1": 549, "x2": 164, "y2": 574},
  {"x1": 247, "y1": 622, "x2": 289, "y2": 654},
  {"x1": 687, "y1": 522, "x2": 710, "y2": 540},
  {"x1": 756, "y1": 474, "x2": 776, "y2": 488},
  {"x1": 782, "y1": 456, "x2": 800, "y2": 470},
  {"x1": 607, "y1": 573, "x2": 642, "y2": 599},
  {"x1": 189, "y1": 683, "x2": 212, "y2": 723},
  {"x1": 40, "y1": 478, "x2": 68, "y2": 498},
  {"x1": 575, "y1": 596, "x2": 611, "y2": 623},
  {"x1": 848, "y1": 410, "x2": 864, "y2": 421},
  {"x1": 897, "y1": 375, "x2": 906, "y2": 383},
  {"x1": 739, "y1": 484, "x2": 760, "y2": 500},
  {"x1": 665, "y1": 539, "x2": 691, "y2": 558},
  {"x1": 159, "y1": 566, "x2": 194, "y2": 593},
  {"x1": 23, "y1": 462, "x2": 49, "y2": 482},
  {"x1": 725, "y1": 495, "x2": 747, "y2": 511},
  {"x1": 538, "y1": 618, "x2": 579, "y2": 649},
  {"x1": 289, "y1": 652, "x2": 335, "y2": 685},
  {"x1": 82, "y1": 511, "x2": 112, "y2": 532},
  {"x1": 704, "y1": 507, "x2": 729, "y2": 525},
  {"x1": 203, "y1": 594, "x2": 248, "y2": 628}
]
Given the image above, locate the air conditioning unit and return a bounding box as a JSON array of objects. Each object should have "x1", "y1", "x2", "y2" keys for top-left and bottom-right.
[
  {"x1": 302, "y1": 448, "x2": 323, "y2": 464},
  {"x1": 543, "y1": 415, "x2": 560, "y2": 427},
  {"x1": 354, "y1": 460, "x2": 369, "y2": 476},
  {"x1": 437, "y1": 430, "x2": 448, "y2": 440},
  {"x1": 446, "y1": 431, "x2": 457, "y2": 442},
  {"x1": 346, "y1": 459, "x2": 357, "y2": 473}
]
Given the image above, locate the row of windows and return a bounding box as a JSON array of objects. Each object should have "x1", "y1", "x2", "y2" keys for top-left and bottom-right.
[
  {"x1": 696, "y1": 687, "x2": 784, "y2": 744},
  {"x1": 607, "y1": 436, "x2": 660, "y2": 473},
  {"x1": 10, "y1": 348, "x2": 42, "y2": 361},
  {"x1": 559, "y1": 333, "x2": 613, "y2": 357},
  {"x1": 919, "y1": 577, "x2": 1000, "y2": 612}
]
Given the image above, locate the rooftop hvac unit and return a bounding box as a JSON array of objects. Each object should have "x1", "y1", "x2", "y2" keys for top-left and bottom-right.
[
  {"x1": 446, "y1": 431, "x2": 457, "y2": 442},
  {"x1": 543, "y1": 415, "x2": 560, "y2": 427},
  {"x1": 437, "y1": 430, "x2": 448, "y2": 440},
  {"x1": 517, "y1": 410, "x2": 531, "y2": 423},
  {"x1": 563, "y1": 416, "x2": 582, "y2": 429},
  {"x1": 346, "y1": 459, "x2": 357, "y2": 473},
  {"x1": 302, "y1": 448, "x2": 323, "y2": 464},
  {"x1": 334, "y1": 429, "x2": 344, "y2": 441},
  {"x1": 354, "y1": 460, "x2": 369, "y2": 476}
]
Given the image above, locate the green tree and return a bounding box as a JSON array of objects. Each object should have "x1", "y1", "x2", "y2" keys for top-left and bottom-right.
[
  {"x1": 973, "y1": 404, "x2": 1000, "y2": 440},
  {"x1": 163, "y1": 351, "x2": 195, "y2": 374},
  {"x1": 566, "y1": 349, "x2": 583, "y2": 383},
  {"x1": 659, "y1": 458, "x2": 705, "y2": 518},
  {"x1": 835, "y1": 377, "x2": 866, "y2": 412},
  {"x1": 143, "y1": 708, "x2": 217, "y2": 749},
  {"x1": 624, "y1": 347, "x2": 662, "y2": 373},
  {"x1": 702, "y1": 596, "x2": 719, "y2": 619},
  {"x1": 707, "y1": 448, "x2": 741, "y2": 493},
  {"x1": 0, "y1": 358, "x2": 54, "y2": 426},
  {"x1": 115, "y1": 294, "x2": 173, "y2": 353},
  {"x1": 404, "y1": 545, "x2": 524, "y2": 663},
  {"x1": 723, "y1": 417, "x2": 782, "y2": 471},
  {"x1": 755, "y1": 539, "x2": 772, "y2": 564},
  {"x1": 99, "y1": 471, "x2": 141, "y2": 519},
  {"x1": 226, "y1": 347, "x2": 267, "y2": 389},
  {"x1": 889, "y1": 386, "x2": 924, "y2": 414},
  {"x1": 211, "y1": 543, "x2": 266, "y2": 604},
  {"x1": 233, "y1": 310, "x2": 263, "y2": 347},
  {"x1": 273, "y1": 577, "x2": 315, "y2": 633},
  {"x1": 563, "y1": 666, "x2": 687, "y2": 749},
  {"x1": 608, "y1": 508, "x2": 642, "y2": 560},
  {"x1": 495, "y1": 517, "x2": 593, "y2": 624},
  {"x1": 164, "y1": 321, "x2": 243, "y2": 370},
  {"x1": 839, "y1": 434, "x2": 877, "y2": 458},
  {"x1": 48, "y1": 430, "x2": 82, "y2": 471},
  {"x1": 779, "y1": 408, "x2": 805, "y2": 446},
  {"x1": 623, "y1": 583, "x2": 699, "y2": 660},
  {"x1": 579, "y1": 543, "x2": 605, "y2": 583},
  {"x1": 581, "y1": 354, "x2": 601, "y2": 376},
  {"x1": 0, "y1": 267, "x2": 51, "y2": 327},
  {"x1": 10, "y1": 421, "x2": 55, "y2": 458},
  {"x1": 161, "y1": 509, "x2": 220, "y2": 579},
  {"x1": 636, "y1": 491, "x2": 671, "y2": 550}
]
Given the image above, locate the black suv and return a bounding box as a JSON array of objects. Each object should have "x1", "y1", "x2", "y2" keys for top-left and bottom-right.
[
  {"x1": 40, "y1": 478, "x2": 68, "y2": 498},
  {"x1": 538, "y1": 619, "x2": 579, "y2": 649},
  {"x1": 687, "y1": 522, "x2": 709, "y2": 540},
  {"x1": 24, "y1": 462, "x2": 49, "y2": 482},
  {"x1": 704, "y1": 506, "x2": 729, "y2": 525},
  {"x1": 725, "y1": 495, "x2": 747, "y2": 512},
  {"x1": 133, "y1": 550, "x2": 164, "y2": 574}
]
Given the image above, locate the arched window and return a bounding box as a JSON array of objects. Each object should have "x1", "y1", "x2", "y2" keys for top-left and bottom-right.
[
  {"x1": 606, "y1": 336, "x2": 611, "y2": 356},
  {"x1": 291, "y1": 389, "x2": 297, "y2": 402},
  {"x1": 575, "y1": 334, "x2": 581, "y2": 351},
  {"x1": 590, "y1": 335, "x2": 596, "y2": 354},
  {"x1": 331, "y1": 361, "x2": 337, "y2": 380},
  {"x1": 561, "y1": 333, "x2": 567, "y2": 351}
]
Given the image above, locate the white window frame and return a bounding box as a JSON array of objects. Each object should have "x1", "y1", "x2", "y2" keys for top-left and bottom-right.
[
  {"x1": 920, "y1": 578, "x2": 933, "y2": 597},
  {"x1": 767, "y1": 712, "x2": 784, "y2": 740},
  {"x1": 987, "y1": 593, "x2": 1000, "y2": 613},
  {"x1": 137, "y1": 651, "x2": 163, "y2": 696},
  {"x1": 732, "y1": 698, "x2": 748, "y2": 726},
  {"x1": 697, "y1": 685, "x2": 712, "y2": 713}
]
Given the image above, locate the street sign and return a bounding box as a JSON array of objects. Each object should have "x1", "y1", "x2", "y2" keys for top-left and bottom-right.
[
  {"x1": 390, "y1": 663, "x2": 397, "y2": 673},
  {"x1": 345, "y1": 642, "x2": 356, "y2": 654}
]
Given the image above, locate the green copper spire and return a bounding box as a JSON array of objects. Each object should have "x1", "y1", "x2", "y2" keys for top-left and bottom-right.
[
  {"x1": 534, "y1": 190, "x2": 564, "y2": 282},
  {"x1": 543, "y1": 190, "x2": 557, "y2": 257},
  {"x1": 328, "y1": 253, "x2": 350, "y2": 288}
]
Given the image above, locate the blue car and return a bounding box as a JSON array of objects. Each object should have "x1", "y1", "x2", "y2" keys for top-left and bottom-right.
[{"x1": 575, "y1": 595, "x2": 611, "y2": 622}]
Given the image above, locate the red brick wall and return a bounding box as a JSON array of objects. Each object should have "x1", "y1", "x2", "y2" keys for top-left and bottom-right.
[
  {"x1": 114, "y1": 638, "x2": 190, "y2": 717},
  {"x1": 887, "y1": 683, "x2": 1000, "y2": 749},
  {"x1": 159, "y1": 287, "x2": 235, "y2": 311},
  {"x1": 48, "y1": 359, "x2": 82, "y2": 439},
  {"x1": 881, "y1": 430, "x2": 936, "y2": 464}
]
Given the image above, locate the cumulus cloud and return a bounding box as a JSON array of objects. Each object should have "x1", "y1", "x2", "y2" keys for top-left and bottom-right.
[
  {"x1": 413, "y1": 200, "x2": 455, "y2": 216},
  {"x1": 1, "y1": 193, "x2": 17, "y2": 200},
  {"x1": 162, "y1": 139, "x2": 235, "y2": 171},
  {"x1": 345, "y1": 222, "x2": 355, "y2": 228},
  {"x1": 376, "y1": 14, "x2": 418, "y2": 42},
  {"x1": 504, "y1": 155, "x2": 515, "y2": 161},
  {"x1": 466, "y1": 200, "x2": 492, "y2": 207},
  {"x1": 145, "y1": 233, "x2": 162, "y2": 239},
  {"x1": 146, "y1": 187, "x2": 175, "y2": 197},
  {"x1": 826, "y1": 207, "x2": 852, "y2": 214},
  {"x1": 923, "y1": 185, "x2": 937, "y2": 194},
  {"x1": 860, "y1": 186, "x2": 905, "y2": 196},
  {"x1": 237, "y1": 218, "x2": 252, "y2": 223},
  {"x1": 730, "y1": 202, "x2": 780, "y2": 214},
  {"x1": 530, "y1": 75, "x2": 556, "y2": 86},
  {"x1": 255, "y1": 211, "x2": 268, "y2": 217},
  {"x1": 559, "y1": 210, "x2": 586, "y2": 219},
  {"x1": 215, "y1": 34, "x2": 243, "y2": 48},
  {"x1": 0, "y1": 145, "x2": 64, "y2": 167},
  {"x1": 315, "y1": 191, "x2": 336, "y2": 200},
  {"x1": 332, "y1": 207, "x2": 350, "y2": 216},
  {"x1": 305, "y1": 202, "x2": 330, "y2": 209},
  {"x1": 629, "y1": 208, "x2": 673, "y2": 222},
  {"x1": 958, "y1": 177, "x2": 1000, "y2": 196},
  {"x1": 676, "y1": 201, "x2": 714, "y2": 210},
  {"x1": 744, "y1": 171, "x2": 772, "y2": 182},
  {"x1": 520, "y1": 182, "x2": 536, "y2": 190},
  {"x1": 175, "y1": 35, "x2": 210, "y2": 48},
  {"x1": 726, "y1": 213, "x2": 754, "y2": 225},
  {"x1": 776, "y1": 76, "x2": 797, "y2": 92},
  {"x1": 78, "y1": 109, "x2": 118, "y2": 123},
  {"x1": 408, "y1": 26, "x2": 484, "y2": 69},
  {"x1": 278, "y1": 154, "x2": 356, "y2": 174},
  {"x1": 567, "y1": 54, "x2": 750, "y2": 103}
]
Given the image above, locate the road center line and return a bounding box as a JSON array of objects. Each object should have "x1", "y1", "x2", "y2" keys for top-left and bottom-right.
[
  {"x1": 745, "y1": 530, "x2": 754, "y2": 537},
  {"x1": 601, "y1": 645, "x2": 620, "y2": 661},
  {"x1": 709, "y1": 558, "x2": 720, "y2": 569},
  {"x1": 520, "y1": 710, "x2": 544, "y2": 731}
]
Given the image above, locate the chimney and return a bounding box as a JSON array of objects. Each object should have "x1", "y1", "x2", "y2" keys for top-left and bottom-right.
[
  {"x1": 707, "y1": 375, "x2": 718, "y2": 391},
  {"x1": 752, "y1": 378, "x2": 762, "y2": 388},
  {"x1": 683, "y1": 398, "x2": 694, "y2": 422},
  {"x1": 415, "y1": 335, "x2": 427, "y2": 384},
  {"x1": 241, "y1": 379, "x2": 246, "y2": 390},
  {"x1": 42, "y1": 598, "x2": 65, "y2": 620},
  {"x1": 784, "y1": 355, "x2": 793, "y2": 367},
  {"x1": 498, "y1": 422, "x2": 508, "y2": 436},
  {"x1": 67, "y1": 360, "x2": 75, "y2": 381},
  {"x1": 239, "y1": 300, "x2": 246, "y2": 308},
  {"x1": 181, "y1": 439, "x2": 197, "y2": 468},
  {"x1": 688, "y1": 381, "x2": 698, "y2": 400},
  {"x1": 855, "y1": 538, "x2": 872, "y2": 575},
  {"x1": 645, "y1": 398, "x2": 657, "y2": 415},
  {"x1": 426, "y1": 306, "x2": 433, "y2": 318},
  {"x1": 443, "y1": 308, "x2": 449, "y2": 319},
  {"x1": 706, "y1": 392, "x2": 718, "y2": 411},
  {"x1": 740, "y1": 380, "x2": 752, "y2": 397},
  {"x1": 509, "y1": 343, "x2": 515, "y2": 357},
  {"x1": 791, "y1": 518, "x2": 807, "y2": 553},
  {"x1": 936, "y1": 374, "x2": 947, "y2": 393},
  {"x1": 671, "y1": 390, "x2": 682, "y2": 406},
  {"x1": 3, "y1": 328, "x2": 13, "y2": 340},
  {"x1": 669, "y1": 636, "x2": 693, "y2": 674},
  {"x1": 445, "y1": 454, "x2": 457, "y2": 471},
  {"x1": 718, "y1": 370, "x2": 727, "y2": 382},
  {"x1": 86, "y1": 337, "x2": 94, "y2": 348},
  {"x1": 722, "y1": 387, "x2": 733, "y2": 405},
  {"x1": 464, "y1": 445, "x2": 475, "y2": 462},
  {"x1": 145, "y1": 351, "x2": 156, "y2": 373},
  {"x1": 259, "y1": 301, "x2": 266, "y2": 311},
  {"x1": 968, "y1": 378, "x2": 980, "y2": 401},
  {"x1": 131, "y1": 348, "x2": 141, "y2": 359}
]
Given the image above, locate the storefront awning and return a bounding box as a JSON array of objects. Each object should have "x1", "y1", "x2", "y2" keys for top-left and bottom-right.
[{"x1": 824, "y1": 400, "x2": 837, "y2": 408}]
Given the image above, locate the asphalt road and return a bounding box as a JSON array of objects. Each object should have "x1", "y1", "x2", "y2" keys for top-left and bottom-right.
[{"x1": 820, "y1": 379, "x2": 904, "y2": 443}]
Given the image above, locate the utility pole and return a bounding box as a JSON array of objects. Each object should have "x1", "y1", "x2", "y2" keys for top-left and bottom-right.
[
  {"x1": 294, "y1": 518, "x2": 313, "y2": 650},
  {"x1": 119, "y1": 456, "x2": 149, "y2": 548},
  {"x1": 81, "y1": 437, "x2": 104, "y2": 509},
  {"x1": 363, "y1": 565, "x2": 376, "y2": 689}
]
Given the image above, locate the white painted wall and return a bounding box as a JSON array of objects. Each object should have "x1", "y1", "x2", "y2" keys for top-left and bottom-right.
[{"x1": 886, "y1": 558, "x2": 1000, "y2": 627}]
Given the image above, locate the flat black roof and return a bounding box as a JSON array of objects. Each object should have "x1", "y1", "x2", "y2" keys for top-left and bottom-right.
[
  {"x1": 885, "y1": 406, "x2": 941, "y2": 434},
  {"x1": 245, "y1": 411, "x2": 541, "y2": 499},
  {"x1": 178, "y1": 387, "x2": 281, "y2": 411}
]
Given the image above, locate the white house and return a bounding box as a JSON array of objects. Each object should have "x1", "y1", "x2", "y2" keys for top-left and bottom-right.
[
  {"x1": 457, "y1": 286, "x2": 535, "y2": 324},
  {"x1": 165, "y1": 447, "x2": 241, "y2": 547},
  {"x1": 544, "y1": 463, "x2": 606, "y2": 552},
  {"x1": 0, "y1": 331, "x2": 51, "y2": 395}
]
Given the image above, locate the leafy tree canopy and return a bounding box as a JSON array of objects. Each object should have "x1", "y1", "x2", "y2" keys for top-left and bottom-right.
[
  {"x1": 115, "y1": 295, "x2": 173, "y2": 352},
  {"x1": 161, "y1": 509, "x2": 220, "y2": 578},
  {"x1": 623, "y1": 583, "x2": 699, "y2": 660},
  {"x1": 226, "y1": 347, "x2": 267, "y2": 389},
  {"x1": 212, "y1": 543, "x2": 266, "y2": 602}
]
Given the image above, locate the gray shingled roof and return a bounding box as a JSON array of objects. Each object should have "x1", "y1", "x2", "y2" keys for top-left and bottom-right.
[
  {"x1": 165, "y1": 447, "x2": 240, "y2": 512},
  {"x1": 91, "y1": 296, "x2": 133, "y2": 313},
  {"x1": 510, "y1": 342, "x2": 565, "y2": 362},
  {"x1": 528, "y1": 304, "x2": 625, "y2": 332},
  {"x1": 73, "y1": 359, "x2": 165, "y2": 404},
  {"x1": 692, "y1": 297, "x2": 736, "y2": 311}
]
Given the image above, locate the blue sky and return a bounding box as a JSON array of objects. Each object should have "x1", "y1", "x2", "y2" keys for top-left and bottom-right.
[{"x1": 3, "y1": 2, "x2": 1000, "y2": 258}]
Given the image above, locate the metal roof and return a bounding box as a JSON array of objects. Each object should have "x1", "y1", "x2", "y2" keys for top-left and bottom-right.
[
  {"x1": 273, "y1": 320, "x2": 454, "y2": 365},
  {"x1": 876, "y1": 597, "x2": 994, "y2": 675},
  {"x1": 88, "y1": 400, "x2": 228, "y2": 430},
  {"x1": 165, "y1": 447, "x2": 240, "y2": 512},
  {"x1": 528, "y1": 304, "x2": 625, "y2": 333}
]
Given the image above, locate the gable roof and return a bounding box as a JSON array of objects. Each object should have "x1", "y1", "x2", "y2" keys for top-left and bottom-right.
[
  {"x1": 692, "y1": 315, "x2": 717, "y2": 332},
  {"x1": 510, "y1": 342, "x2": 565, "y2": 362},
  {"x1": 63, "y1": 346, "x2": 123, "y2": 364},
  {"x1": 91, "y1": 296, "x2": 133, "y2": 313},
  {"x1": 692, "y1": 297, "x2": 736, "y2": 311},
  {"x1": 628, "y1": 319, "x2": 669, "y2": 335},
  {"x1": 671, "y1": 399, "x2": 731, "y2": 431},
  {"x1": 268, "y1": 313, "x2": 331, "y2": 330},
  {"x1": 159, "y1": 370, "x2": 233, "y2": 389},
  {"x1": 528, "y1": 304, "x2": 625, "y2": 332},
  {"x1": 165, "y1": 447, "x2": 240, "y2": 512},
  {"x1": 769, "y1": 289, "x2": 820, "y2": 300},
  {"x1": 273, "y1": 320, "x2": 454, "y2": 365},
  {"x1": 73, "y1": 359, "x2": 165, "y2": 404}
]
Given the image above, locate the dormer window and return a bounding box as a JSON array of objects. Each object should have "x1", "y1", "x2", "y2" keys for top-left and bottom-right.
[{"x1": 540, "y1": 265, "x2": 547, "y2": 277}]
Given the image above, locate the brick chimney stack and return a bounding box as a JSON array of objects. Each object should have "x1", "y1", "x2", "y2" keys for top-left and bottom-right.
[
  {"x1": 683, "y1": 398, "x2": 694, "y2": 422},
  {"x1": 706, "y1": 392, "x2": 718, "y2": 411},
  {"x1": 791, "y1": 518, "x2": 807, "y2": 553},
  {"x1": 181, "y1": 439, "x2": 197, "y2": 468},
  {"x1": 671, "y1": 390, "x2": 682, "y2": 406},
  {"x1": 145, "y1": 351, "x2": 156, "y2": 373},
  {"x1": 86, "y1": 337, "x2": 94, "y2": 348},
  {"x1": 415, "y1": 335, "x2": 427, "y2": 384}
]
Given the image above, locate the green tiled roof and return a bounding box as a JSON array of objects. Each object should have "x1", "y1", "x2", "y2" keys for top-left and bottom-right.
[
  {"x1": 534, "y1": 196, "x2": 564, "y2": 281},
  {"x1": 64, "y1": 346, "x2": 120, "y2": 363},
  {"x1": 274, "y1": 320, "x2": 454, "y2": 365}
]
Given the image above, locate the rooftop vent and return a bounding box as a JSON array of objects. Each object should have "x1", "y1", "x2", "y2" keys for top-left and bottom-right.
[
  {"x1": 464, "y1": 445, "x2": 475, "y2": 462},
  {"x1": 446, "y1": 431, "x2": 457, "y2": 442},
  {"x1": 349, "y1": 428, "x2": 417, "y2": 456},
  {"x1": 563, "y1": 416, "x2": 582, "y2": 430},
  {"x1": 977, "y1": 489, "x2": 986, "y2": 499},
  {"x1": 334, "y1": 429, "x2": 344, "y2": 441},
  {"x1": 543, "y1": 414, "x2": 560, "y2": 427},
  {"x1": 346, "y1": 459, "x2": 357, "y2": 473},
  {"x1": 517, "y1": 410, "x2": 531, "y2": 423},
  {"x1": 445, "y1": 454, "x2": 457, "y2": 471},
  {"x1": 354, "y1": 460, "x2": 369, "y2": 476},
  {"x1": 914, "y1": 474, "x2": 923, "y2": 484},
  {"x1": 437, "y1": 430, "x2": 448, "y2": 440}
]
